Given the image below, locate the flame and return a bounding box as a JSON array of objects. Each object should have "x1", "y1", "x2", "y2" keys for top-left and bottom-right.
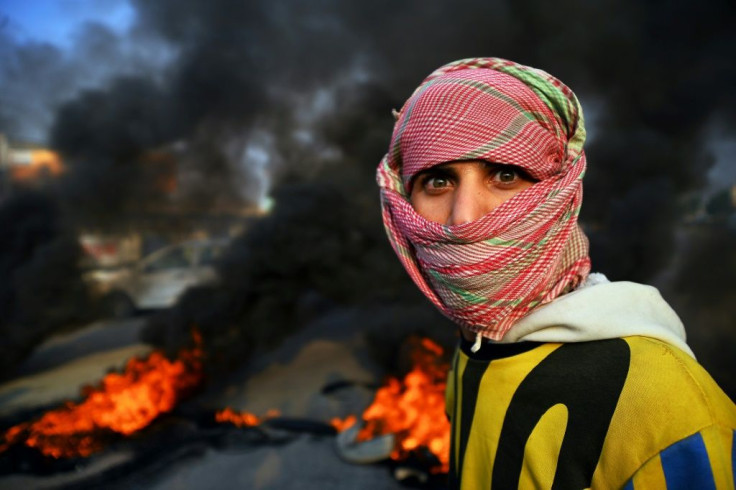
[
  {"x1": 214, "y1": 408, "x2": 281, "y2": 428},
  {"x1": 329, "y1": 415, "x2": 357, "y2": 432},
  {"x1": 212, "y1": 337, "x2": 451, "y2": 472},
  {"x1": 216, "y1": 410, "x2": 358, "y2": 434},
  {"x1": 0, "y1": 330, "x2": 204, "y2": 459},
  {"x1": 2, "y1": 328, "x2": 450, "y2": 474},
  {"x1": 357, "y1": 337, "x2": 450, "y2": 473}
]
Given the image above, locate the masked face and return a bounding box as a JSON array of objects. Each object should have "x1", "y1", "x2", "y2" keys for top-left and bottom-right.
[{"x1": 377, "y1": 58, "x2": 591, "y2": 340}]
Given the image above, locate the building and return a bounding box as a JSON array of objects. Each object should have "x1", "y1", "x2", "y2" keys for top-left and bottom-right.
[{"x1": 0, "y1": 133, "x2": 64, "y2": 198}]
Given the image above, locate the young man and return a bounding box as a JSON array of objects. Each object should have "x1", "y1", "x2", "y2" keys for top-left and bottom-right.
[{"x1": 377, "y1": 58, "x2": 736, "y2": 489}]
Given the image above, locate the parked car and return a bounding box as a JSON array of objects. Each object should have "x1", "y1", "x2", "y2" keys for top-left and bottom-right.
[{"x1": 86, "y1": 238, "x2": 230, "y2": 318}]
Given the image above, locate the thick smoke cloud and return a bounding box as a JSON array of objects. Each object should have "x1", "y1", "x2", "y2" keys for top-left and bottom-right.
[
  {"x1": 49, "y1": 76, "x2": 179, "y2": 226},
  {"x1": 0, "y1": 1, "x2": 734, "y2": 390},
  {"x1": 0, "y1": 17, "x2": 174, "y2": 143},
  {"x1": 0, "y1": 191, "x2": 92, "y2": 378}
]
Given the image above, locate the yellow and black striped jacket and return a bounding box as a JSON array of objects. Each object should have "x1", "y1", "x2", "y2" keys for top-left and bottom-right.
[{"x1": 446, "y1": 336, "x2": 736, "y2": 489}]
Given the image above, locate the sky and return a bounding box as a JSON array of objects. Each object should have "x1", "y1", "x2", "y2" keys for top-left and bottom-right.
[{"x1": 0, "y1": 0, "x2": 134, "y2": 49}]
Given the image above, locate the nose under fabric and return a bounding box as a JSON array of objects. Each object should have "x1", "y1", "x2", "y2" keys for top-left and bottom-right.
[{"x1": 440, "y1": 164, "x2": 510, "y2": 226}]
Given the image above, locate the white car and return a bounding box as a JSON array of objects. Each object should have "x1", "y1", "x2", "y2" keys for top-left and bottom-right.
[{"x1": 87, "y1": 239, "x2": 229, "y2": 318}]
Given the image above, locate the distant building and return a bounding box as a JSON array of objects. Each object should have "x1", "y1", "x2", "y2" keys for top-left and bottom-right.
[{"x1": 0, "y1": 134, "x2": 64, "y2": 194}]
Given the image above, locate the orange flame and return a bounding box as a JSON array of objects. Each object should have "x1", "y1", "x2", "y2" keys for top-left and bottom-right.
[
  {"x1": 357, "y1": 337, "x2": 450, "y2": 472},
  {"x1": 214, "y1": 408, "x2": 281, "y2": 428},
  {"x1": 216, "y1": 408, "x2": 357, "y2": 434},
  {"x1": 212, "y1": 337, "x2": 451, "y2": 472},
  {"x1": 0, "y1": 330, "x2": 204, "y2": 459},
  {"x1": 329, "y1": 414, "x2": 357, "y2": 433},
  {"x1": 3, "y1": 328, "x2": 450, "y2": 474}
]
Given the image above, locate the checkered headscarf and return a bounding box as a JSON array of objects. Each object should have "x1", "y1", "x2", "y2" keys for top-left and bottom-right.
[{"x1": 377, "y1": 58, "x2": 591, "y2": 340}]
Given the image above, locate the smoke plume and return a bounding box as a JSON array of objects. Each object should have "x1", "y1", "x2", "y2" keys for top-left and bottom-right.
[{"x1": 0, "y1": 1, "x2": 733, "y2": 392}]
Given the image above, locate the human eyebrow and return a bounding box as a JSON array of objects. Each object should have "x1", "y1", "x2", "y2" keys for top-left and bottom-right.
[{"x1": 423, "y1": 164, "x2": 456, "y2": 178}]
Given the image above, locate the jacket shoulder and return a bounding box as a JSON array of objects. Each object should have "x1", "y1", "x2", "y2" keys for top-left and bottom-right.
[
  {"x1": 591, "y1": 336, "x2": 736, "y2": 488},
  {"x1": 622, "y1": 336, "x2": 736, "y2": 430}
]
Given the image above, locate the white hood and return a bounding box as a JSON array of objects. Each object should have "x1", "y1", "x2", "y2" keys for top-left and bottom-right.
[{"x1": 500, "y1": 273, "x2": 694, "y2": 358}]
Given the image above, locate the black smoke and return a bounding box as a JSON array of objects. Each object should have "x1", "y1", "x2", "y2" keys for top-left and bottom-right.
[
  {"x1": 49, "y1": 76, "x2": 180, "y2": 227},
  {"x1": 0, "y1": 1, "x2": 734, "y2": 392},
  {"x1": 0, "y1": 192, "x2": 92, "y2": 378}
]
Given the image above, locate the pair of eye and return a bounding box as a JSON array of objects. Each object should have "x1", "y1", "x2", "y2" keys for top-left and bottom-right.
[{"x1": 415, "y1": 164, "x2": 529, "y2": 193}]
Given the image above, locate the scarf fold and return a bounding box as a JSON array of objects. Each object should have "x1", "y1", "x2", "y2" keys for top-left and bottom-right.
[{"x1": 377, "y1": 58, "x2": 591, "y2": 340}]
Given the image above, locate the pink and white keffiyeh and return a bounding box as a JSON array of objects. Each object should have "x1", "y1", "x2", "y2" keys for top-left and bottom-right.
[{"x1": 377, "y1": 58, "x2": 591, "y2": 340}]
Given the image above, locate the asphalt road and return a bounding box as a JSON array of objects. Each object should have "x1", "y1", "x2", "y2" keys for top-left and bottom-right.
[
  {"x1": 0, "y1": 309, "x2": 417, "y2": 489},
  {"x1": 15, "y1": 316, "x2": 149, "y2": 377}
]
